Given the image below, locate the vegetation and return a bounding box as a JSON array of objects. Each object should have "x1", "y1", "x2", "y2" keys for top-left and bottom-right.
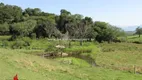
[
  {"x1": 0, "y1": 35, "x2": 142, "y2": 79},
  {"x1": 135, "y1": 27, "x2": 142, "y2": 37},
  {"x1": 127, "y1": 35, "x2": 142, "y2": 43},
  {"x1": 0, "y1": 2, "x2": 142, "y2": 80},
  {"x1": 96, "y1": 43, "x2": 142, "y2": 74},
  {"x1": 1, "y1": 48, "x2": 142, "y2": 80},
  {"x1": 0, "y1": 2, "x2": 124, "y2": 42}
]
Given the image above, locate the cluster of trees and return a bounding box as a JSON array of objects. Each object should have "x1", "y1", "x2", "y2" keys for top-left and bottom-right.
[{"x1": 0, "y1": 3, "x2": 125, "y2": 42}]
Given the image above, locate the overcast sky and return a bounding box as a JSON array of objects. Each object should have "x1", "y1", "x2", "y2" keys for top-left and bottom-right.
[{"x1": 1, "y1": 0, "x2": 142, "y2": 31}]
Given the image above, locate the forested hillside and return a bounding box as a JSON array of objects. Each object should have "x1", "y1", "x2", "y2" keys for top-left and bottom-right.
[{"x1": 0, "y1": 3, "x2": 125, "y2": 42}]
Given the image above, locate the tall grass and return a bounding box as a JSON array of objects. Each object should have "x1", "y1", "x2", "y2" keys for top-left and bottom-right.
[{"x1": 96, "y1": 42, "x2": 142, "y2": 73}]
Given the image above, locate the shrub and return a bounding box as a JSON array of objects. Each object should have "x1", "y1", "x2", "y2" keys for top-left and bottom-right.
[
  {"x1": 30, "y1": 33, "x2": 36, "y2": 39},
  {"x1": 12, "y1": 40, "x2": 25, "y2": 49},
  {"x1": 45, "y1": 44, "x2": 57, "y2": 53},
  {"x1": 119, "y1": 37, "x2": 127, "y2": 42},
  {"x1": 11, "y1": 38, "x2": 31, "y2": 49},
  {"x1": 9, "y1": 35, "x2": 17, "y2": 41},
  {"x1": 133, "y1": 41, "x2": 142, "y2": 44},
  {"x1": 1, "y1": 40, "x2": 9, "y2": 47},
  {"x1": 21, "y1": 37, "x2": 32, "y2": 46}
]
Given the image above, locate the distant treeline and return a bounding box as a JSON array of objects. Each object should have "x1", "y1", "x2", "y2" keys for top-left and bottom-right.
[{"x1": 0, "y1": 2, "x2": 125, "y2": 42}]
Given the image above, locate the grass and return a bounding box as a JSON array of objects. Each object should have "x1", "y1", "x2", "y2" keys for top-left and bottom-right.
[
  {"x1": 127, "y1": 35, "x2": 142, "y2": 42},
  {"x1": 1, "y1": 36, "x2": 142, "y2": 79},
  {"x1": 0, "y1": 35, "x2": 10, "y2": 40},
  {"x1": 56, "y1": 57, "x2": 91, "y2": 67},
  {"x1": 118, "y1": 35, "x2": 142, "y2": 43},
  {"x1": 0, "y1": 48, "x2": 142, "y2": 80},
  {"x1": 96, "y1": 42, "x2": 142, "y2": 73}
]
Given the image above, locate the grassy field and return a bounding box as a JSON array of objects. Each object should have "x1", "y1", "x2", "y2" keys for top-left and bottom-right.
[
  {"x1": 0, "y1": 36, "x2": 142, "y2": 80},
  {"x1": 1, "y1": 48, "x2": 142, "y2": 80},
  {"x1": 127, "y1": 35, "x2": 142, "y2": 42},
  {"x1": 96, "y1": 42, "x2": 142, "y2": 73}
]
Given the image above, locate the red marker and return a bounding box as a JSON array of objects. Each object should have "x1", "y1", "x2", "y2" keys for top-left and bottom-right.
[{"x1": 13, "y1": 74, "x2": 18, "y2": 80}]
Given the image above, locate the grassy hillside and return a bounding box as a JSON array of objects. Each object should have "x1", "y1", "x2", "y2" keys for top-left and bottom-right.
[
  {"x1": 96, "y1": 43, "x2": 142, "y2": 73},
  {"x1": 1, "y1": 48, "x2": 142, "y2": 80},
  {"x1": 127, "y1": 35, "x2": 142, "y2": 42}
]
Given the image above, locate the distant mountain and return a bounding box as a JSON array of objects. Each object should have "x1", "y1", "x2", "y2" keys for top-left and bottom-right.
[
  {"x1": 118, "y1": 25, "x2": 139, "y2": 35},
  {"x1": 125, "y1": 31, "x2": 135, "y2": 36},
  {"x1": 120, "y1": 26, "x2": 138, "y2": 31}
]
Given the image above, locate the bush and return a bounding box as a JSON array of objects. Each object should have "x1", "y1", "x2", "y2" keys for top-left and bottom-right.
[
  {"x1": 11, "y1": 38, "x2": 31, "y2": 49},
  {"x1": 1, "y1": 40, "x2": 9, "y2": 47},
  {"x1": 9, "y1": 35, "x2": 17, "y2": 41},
  {"x1": 30, "y1": 33, "x2": 36, "y2": 39},
  {"x1": 21, "y1": 37, "x2": 32, "y2": 46},
  {"x1": 45, "y1": 44, "x2": 57, "y2": 52},
  {"x1": 133, "y1": 41, "x2": 142, "y2": 44},
  {"x1": 12, "y1": 40, "x2": 25, "y2": 49},
  {"x1": 119, "y1": 37, "x2": 127, "y2": 42}
]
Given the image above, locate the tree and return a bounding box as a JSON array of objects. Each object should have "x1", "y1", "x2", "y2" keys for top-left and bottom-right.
[
  {"x1": 34, "y1": 21, "x2": 60, "y2": 38},
  {"x1": 0, "y1": 23, "x2": 9, "y2": 35},
  {"x1": 65, "y1": 14, "x2": 83, "y2": 38},
  {"x1": 94, "y1": 21, "x2": 124, "y2": 42},
  {"x1": 24, "y1": 8, "x2": 41, "y2": 16},
  {"x1": 11, "y1": 5, "x2": 23, "y2": 22},
  {"x1": 135, "y1": 27, "x2": 142, "y2": 37},
  {"x1": 10, "y1": 20, "x2": 37, "y2": 39},
  {"x1": 0, "y1": 3, "x2": 22, "y2": 23},
  {"x1": 84, "y1": 16, "x2": 93, "y2": 25},
  {"x1": 93, "y1": 21, "x2": 108, "y2": 42},
  {"x1": 0, "y1": 3, "x2": 4, "y2": 7},
  {"x1": 33, "y1": 8, "x2": 41, "y2": 16},
  {"x1": 0, "y1": 2, "x2": 126, "y2": 42},
  {"x1": 85, "y1": 26, "x2": 97, "y2": 41},
  {"x1": 24, "y1": 8, "x2": 33, "y2": 16},
  {"x1": 76, "y1": 20, "x2": 87, "y2": 46},
  {"x1": 83, "y1": 16, "x2": 96, "y2": 41},
  {"x1": 57, "y1": 9, "x2": 71, "y2": 33}
]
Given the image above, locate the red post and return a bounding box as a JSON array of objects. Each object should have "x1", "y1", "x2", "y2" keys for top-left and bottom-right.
[{"x1": 13, "y1": 74, "x2": 18, "y2": 80}]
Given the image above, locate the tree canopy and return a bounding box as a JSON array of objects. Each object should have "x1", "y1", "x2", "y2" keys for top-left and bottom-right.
[{"x1": 0, "y1": 2, "x2": 125, "y2": 42}]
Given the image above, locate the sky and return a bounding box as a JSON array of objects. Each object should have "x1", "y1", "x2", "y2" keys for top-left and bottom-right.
[{"x1": 1, "y1": 0, "x2": 142, "y2": 31}]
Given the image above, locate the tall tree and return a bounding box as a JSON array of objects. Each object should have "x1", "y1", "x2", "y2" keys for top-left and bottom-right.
[
  {"x1": 0, "y1": 3, "x2": 22, "y2": 23},
  {"x1": 34, "y1": 21, "x2": 61, "y2": 38},
  {"x1": 57, "y1": 9, "x2": 71, "y2": 33},
  {"x1": 135, "y1": 27, "x2": 142, "y2": 37},
  {"x1": 85, "y1": 25, "x2": 97, "y2": 41}
]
